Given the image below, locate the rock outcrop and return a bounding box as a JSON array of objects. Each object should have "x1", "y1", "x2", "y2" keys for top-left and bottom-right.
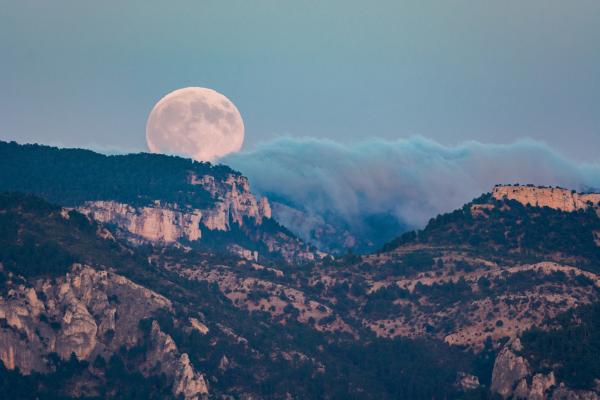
[
  {"x1": 0, "y1": 264, "x2": 171, "y2": 372},
  {"x1": 228, "y1": 244, "x2": 259, "y2": 262},
  {"x1": 78, "y1": 173, "x2": 272, "y2": 244},
  {"x1": 492, "y1": 185, "x2": 600, "y2": 212},
  {"x1": 188, "y1": 317, "x2": 209, "y2": 335},
  {"x1": 0, "y1": 264, "x2": 209, "y2": 398},
  {"x1": 77, "y1": 201, "x2": 203, "y2": 243},
  {"x1": 144, "y1": 321, "x2": 208, "y2": 399},
  {"x1": 456, "y1": 372, "x2": 480, "y2": 391},
  {"x1": 77, "y1": 173, "x2": 321, "y2": 263},
  {"x1": 491, "y1": 339, "x2": 531, "y2": 398},
  {"x1": 491, "y1": 339, "x2": 599, "y2": 399},
  {"x1": 189, "y1": 173, "x2": 271, "y2": 229},
  {"x1": 551, "y1": 384, "x2": 600, "y2": 400}
]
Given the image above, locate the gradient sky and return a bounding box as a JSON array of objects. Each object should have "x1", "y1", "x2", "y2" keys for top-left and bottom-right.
[{"x1": 1, "y1": 1, "x2": 599, "y2": 160}]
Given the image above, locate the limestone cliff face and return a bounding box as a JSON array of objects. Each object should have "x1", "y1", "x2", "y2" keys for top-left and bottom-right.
[
  {"x1": 76, "y1": 172, "x2": 320, "y2": 263},
  {"x1": 77, "y1": 201, "x2": 203, "y2": 243},
  {"x1": 77, "y1": 173, "x2": 272, "y2": 245},
  {"x1": 0, "y1": 264, "x2": 171, "y2": 373},
  {"x1": 0, "y1": 264, "x2": 208, "y2": 399},
  {"x1": 189, "y1": 173, "x2": 271, "y2": 229},
  {"x1": 492, "y1": 185, "x2": 600, "y2": 212}
]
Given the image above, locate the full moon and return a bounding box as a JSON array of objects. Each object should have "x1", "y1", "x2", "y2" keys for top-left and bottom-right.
[{"x1": 146, "y1": 87, "x2": 244, "y2": 162}]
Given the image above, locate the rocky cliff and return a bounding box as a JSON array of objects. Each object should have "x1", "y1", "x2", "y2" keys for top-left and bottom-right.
[
  {"x1": 77, "y1": 201, "x2": 204, "y2": 243},
  {"x1": 0, "y1": 264, "x2": 208, "y2": 399},
  {"x1": 75, "y1": 172, "x2": 317, "y2": 262},
  {"x1": 189, "y1": 173, "x2": 272, "y2": 228},
  {"x1": 491, "y1": 339, "x2": 598, "y2": 400},
  {"x1": 0, "y1": 141, "x2": 315, "y2": 263},
  {"x1": 77, "y1": 173, "x2": 271, "y2": 243},
  {"x1": 492, "y1": 185, "x2": 600, "y2": 212}
]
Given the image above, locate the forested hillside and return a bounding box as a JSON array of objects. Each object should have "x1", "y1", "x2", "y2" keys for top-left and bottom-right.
[{"x1": 1, "y1": 144, "x2": 599, "y2": 399}]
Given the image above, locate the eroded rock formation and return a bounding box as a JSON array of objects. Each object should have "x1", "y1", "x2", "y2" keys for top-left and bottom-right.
[
  {"x1": 144, "y1": 321, "x2": 208, "y2": 399},
  {"x1": 189, "y1": 173, "x2": 271, "y2": 228},
  {"x1": 0, "y1": 264, "x2": 171, "y2": 373},
  {"x1": 491, "y1": 339, "x2": 531, "y2": 398},
  {"x1": 0, "y1": 264, "x2": 208, "y2": 399},
  {"x1": 491, "y1": 339, "x2": 598, "y2": 400},
  {"x1": 77, "y1": 201, "x2": 203, "y2": 243},
  {"x1": 77, "y1": 173, "x2": 272, "y2": 244},
  {"x1": 492, "y1": 185, "x2": 600, "y2": 212},
  {"x1": 74, "y1": 172, "x2": 325, "y2": 264}
]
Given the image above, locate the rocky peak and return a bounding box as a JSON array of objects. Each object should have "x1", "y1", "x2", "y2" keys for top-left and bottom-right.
[{"x1": 492, "y1": 185, "x2": 600, "y2": 212}]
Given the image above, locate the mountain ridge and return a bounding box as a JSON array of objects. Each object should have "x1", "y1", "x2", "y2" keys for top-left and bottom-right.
[
  {"x1": 0, "y1": 140, "x2": 319, "y2": 263},
  {"x1": 1, "y1": 142, "x2": 599, "y2": 399}
]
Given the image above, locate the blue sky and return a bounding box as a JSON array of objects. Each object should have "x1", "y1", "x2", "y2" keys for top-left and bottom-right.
[{"x1": 1, "y1": 0, "x2": 599, "y2": 160}]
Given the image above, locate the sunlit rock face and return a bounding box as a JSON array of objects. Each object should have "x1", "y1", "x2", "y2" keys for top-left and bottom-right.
[
  {"x1": 189, "y1": 173, "x2": 271, "y2": 229},
  {"x1": 77, "y1": 173, "x2": 272, "y2": 244},
  {"x1": 75, "y1": 172, "x2": 317, "y2": 263},
  {"x1": 492, "y1": 185, "x2": 600, "y2": 212},
  {"x1": 77, "y1": 201, "x2": 203, "y2": 243}
]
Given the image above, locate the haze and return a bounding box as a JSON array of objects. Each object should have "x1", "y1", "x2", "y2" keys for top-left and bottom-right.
[{"x1": 1, "y1": 0, "x2": 599, "y2": 161}]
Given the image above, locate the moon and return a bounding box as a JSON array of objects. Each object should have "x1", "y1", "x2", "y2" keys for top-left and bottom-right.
[{"x1": 146, "y1": 87, "x2": 244, "y2": 162}]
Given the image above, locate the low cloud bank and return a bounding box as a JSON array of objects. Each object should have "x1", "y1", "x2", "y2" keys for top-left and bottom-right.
[{"x1": 223, "y1": 136, "x2": 600, "y2": 249}]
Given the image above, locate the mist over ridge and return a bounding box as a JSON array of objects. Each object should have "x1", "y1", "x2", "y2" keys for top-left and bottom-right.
[{"x1": 223, "y1": 135, "x2": 600, "y2": 251}]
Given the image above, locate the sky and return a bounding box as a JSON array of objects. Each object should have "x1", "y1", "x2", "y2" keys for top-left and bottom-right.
[{"x1": 1, "y1": 1, "x2": 599, "y2": 160}]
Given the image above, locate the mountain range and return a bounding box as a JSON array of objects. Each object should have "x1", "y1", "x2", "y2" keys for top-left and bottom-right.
[{"x1": 1, "y1": 140, "x2": 599, "y2": 399}]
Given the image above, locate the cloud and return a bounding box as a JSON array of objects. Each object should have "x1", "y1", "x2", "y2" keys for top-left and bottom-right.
[{"x1": 222, "y1": 136, "x2": 600, "y2": 249}]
